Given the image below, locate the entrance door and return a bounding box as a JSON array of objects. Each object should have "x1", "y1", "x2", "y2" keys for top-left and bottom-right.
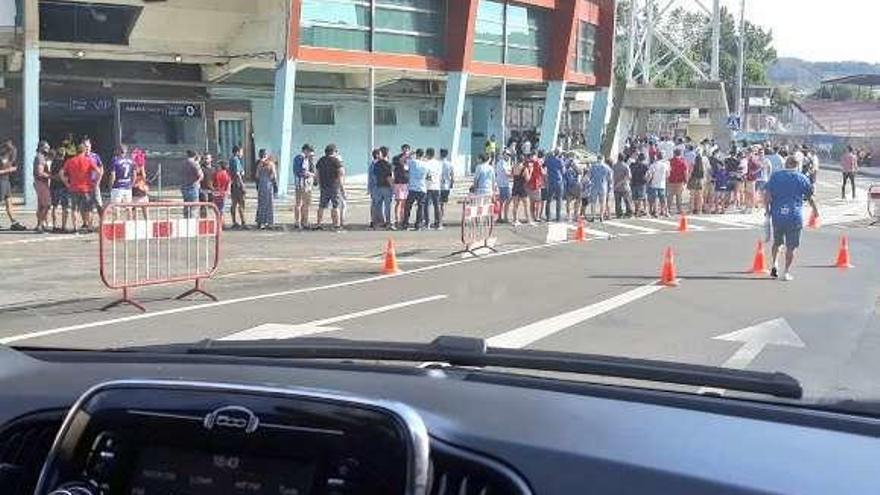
[{"x1": 214, "y1": 111, "x2": 251, "y2": 170}]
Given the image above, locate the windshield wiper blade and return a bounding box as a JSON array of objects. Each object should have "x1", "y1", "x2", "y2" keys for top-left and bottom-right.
[{"x1": 125, "y1": 335, "x2": 803, "y2": 399}]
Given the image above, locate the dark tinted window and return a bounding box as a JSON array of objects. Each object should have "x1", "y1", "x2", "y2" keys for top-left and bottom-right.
[{"x1": 40, "y1": 1, "x2": 142, "y2": 45}]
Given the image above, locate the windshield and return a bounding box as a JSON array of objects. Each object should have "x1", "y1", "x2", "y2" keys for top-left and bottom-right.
[{"x1": 1, "y1": 0, "x2": 878, "y2": 413}]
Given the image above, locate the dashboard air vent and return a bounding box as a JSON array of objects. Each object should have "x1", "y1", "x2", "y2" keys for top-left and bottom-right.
[
  {"x1": 0, "y1": 414, "x2": 62, "y2": 495},
  {"x1": 429, "y1": 441, "x2": 532, "y2": 495}
]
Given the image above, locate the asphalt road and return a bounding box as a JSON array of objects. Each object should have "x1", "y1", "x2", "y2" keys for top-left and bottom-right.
[{"x1": 0, "y1": 173, "x2": 877, "y2": 408}]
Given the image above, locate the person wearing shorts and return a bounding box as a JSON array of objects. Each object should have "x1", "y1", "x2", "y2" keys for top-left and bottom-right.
[
  {"x1": 315, "y1": 144, "x2": 345, "y2": 231},
  {"x1": 629, "y1": 153, "x2": 648, "y2": 217},
  {"x1": 438, "y1": 149, "x2": 454, "y2": 226},
  {"x1": 293, "y1": 144, "x2": 315, "y2": 229},
  {"x1": 108, "y1": 145, "x2": 134, "y2": 205},
  {"x1": 0, "y1": 140, "x2": 25, "y2": 231},
  {"x1": 62, "y1": 144, "x2": 101, "y2": 232},
  {"x1": 50, "y1": 151, "x2": 70, "y2": 232},
  {"x1": 229, "y1": 146, "x2": 247, "y2": 229},
  {"x1": 33, "y1": 142, "x2": 53, "y2": 233},
  {"x1": 212, "y1": 161, "x2": 232, "y2": 223},
  {"x1": 392, "y1": 145, "x2": 411, "y2": 228},
  {"x1": 765, "y1": 156, "x2": 819, "y2": 281}
]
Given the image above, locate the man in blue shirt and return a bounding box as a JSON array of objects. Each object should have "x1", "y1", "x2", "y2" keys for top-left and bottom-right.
[
  {"x1": 765, "y1": 156, "x2": 819, "y2": 281},
  {"x1": 403, "y1": 149, "x2": 428, "y2": 230},
  {"x1": 543, "y1": 149, "x2": 565, "y2": 222}
]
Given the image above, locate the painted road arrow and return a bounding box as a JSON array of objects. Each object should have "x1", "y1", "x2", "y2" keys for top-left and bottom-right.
[
  {"x1": 700, "y1": 318, "x2": 805, "y2": 396},
  {"x1": 220, "y1": 295, "x2": 447, "y2": 341}
]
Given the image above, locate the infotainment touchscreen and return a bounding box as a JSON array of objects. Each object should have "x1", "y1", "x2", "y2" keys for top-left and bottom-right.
[{"x1": 127, "y1": 447, "x2": 315, "y2": 495}]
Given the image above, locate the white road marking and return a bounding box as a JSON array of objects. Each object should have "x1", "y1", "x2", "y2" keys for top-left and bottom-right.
[
  {"x1": 0, "y1": 235, "x2": 90, "y2": 246},
  {"x1": 546, "y1": 223, "x2": 569, "y2": 243},
  {"x1": 638, "y1": 217, "x2": 705, "y2": 230},
  {"x1": 0, "y1": 240, "x2": 573, "y2": 344},
  {"x1": 602, "y1": 220, "x2": 660, "y2": 233},
  {"x1": 220, "y1": 295, "x2": 447, "y2": 341},
  {"x1": 698, "y1": 318, "x2": 805, "y2": 396},
  {"x1": 486, "y1": 284, "x2": 666, "y2": 349},
  {"x1": 687, "y1": 216, "x2": 751, "y2": 228}
]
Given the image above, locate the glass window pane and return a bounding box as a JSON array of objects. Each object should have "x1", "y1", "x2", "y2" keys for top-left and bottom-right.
[
  {"x1": 302, "y1": 104, "x2": 335, "y2": 125},
  {"x1": 301, "y1": 26, "x2": 370, "y2": 51},
  {"x1": 374, "y1": 32, "x2": 444, "y2": 56},
  {"x1": 473, "y1": 42, "x2": 504, "y2": 63},
  {"x1": 419, "y1": 109, "x2": 440, "y2": 127},
  {"x1": 507, "y1": 46, "x2": 541, "y2": 66},
  {"x1": 301, "y1": 0, "x2": 370, "y2": 28},
  {"x1": 475, "y1": 0, "x2": 505, "y2": 45},
  {"x1": 374, "y1": 8, "x2": 439, "y2": 33},
  {"x1": 375, "y1": 106, "x2": 398, "y2": 126},
  {"x1": 376, "y1": 0, "x2": 440, "y2": 9}
]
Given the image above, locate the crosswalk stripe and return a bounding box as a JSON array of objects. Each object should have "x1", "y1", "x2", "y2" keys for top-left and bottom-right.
[
  {"x1": 637, "y1": 217, "x2": 705, "y2": 230},
  {"x1": 602, "y1": 220, "x2": 660, "y2": 233},
  {"x1": 687, "y1": 216, "x2": 751, "y2": 228}
]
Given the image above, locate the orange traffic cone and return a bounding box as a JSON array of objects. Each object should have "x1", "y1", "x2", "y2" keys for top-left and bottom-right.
[
  {"x1": 659, "y1": 247, "x2": 679, "y2": 287},
  {"x1": 807, "y1": 209, "x2": 820, "y2": 229},
  {"x1": 748, "y1": 240, "x2": 769, "y2": 275},
  {"x1": 574, "y1": 218, "x2": 587, "y2": 243},
  {"x1": 382, "y1": 239, "x2": 401, "y2": 274},
  {"x1": 678, "y1": 215, "x2": 689, "y2": 233},
  {"x1": 835, "y1": 235, "x2": 854, "y2": 269}
]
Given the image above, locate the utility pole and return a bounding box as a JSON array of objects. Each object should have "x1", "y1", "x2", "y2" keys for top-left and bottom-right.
[
  {"x1": 735, "y1": 0, "x2": 746, "y2": 119},
  {"x1": 710, "y1": 0, "x2": 720, "y2": 80}
]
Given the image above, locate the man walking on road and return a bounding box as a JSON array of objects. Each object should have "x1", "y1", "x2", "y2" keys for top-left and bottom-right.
[
  {"x1": 841, "y1": 145, "x2": 858, "y2": 200},
  {"x1": 765, "y1": 156, "x2": 819, "y2": 282}
]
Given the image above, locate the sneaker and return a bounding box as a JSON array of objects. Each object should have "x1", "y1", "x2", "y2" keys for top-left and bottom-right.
[
  {"x1": 10, "y1": 222, "x2": 27, "y2": 231},
  {"x1": 782, "y1": 273, "x2": 794, "y2": 282},
  {"x1": 770, "y1": 267, "x2": 778, "y2": 279}
]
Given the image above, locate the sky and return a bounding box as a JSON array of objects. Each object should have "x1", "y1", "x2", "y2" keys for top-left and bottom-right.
[{"x1": 718, "y1": 0, "x2": 880, "y2": 63}]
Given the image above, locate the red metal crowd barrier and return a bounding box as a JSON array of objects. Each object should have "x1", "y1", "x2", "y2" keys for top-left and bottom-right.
[
  {"x1": 869, "y1": 183, "x2": 880, "y2": 225},
  {"x1": 99, "y1": 202, "x2": 222, "y2": 312},
  {"x1": 454, "y1": 194, "x2": 498, "y2": 257}
]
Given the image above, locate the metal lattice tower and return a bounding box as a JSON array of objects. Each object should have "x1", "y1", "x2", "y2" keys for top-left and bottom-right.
[{"x1": 624, "y1": 0, "x2": 723, "y2": 85}]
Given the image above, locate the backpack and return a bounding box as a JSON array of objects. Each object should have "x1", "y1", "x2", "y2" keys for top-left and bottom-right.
[{"x1": 293, "y1": 154, "x2": 306, "y2": 178}]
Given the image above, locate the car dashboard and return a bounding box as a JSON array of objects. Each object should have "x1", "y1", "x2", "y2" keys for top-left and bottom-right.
[{"x1": 1, "y1": 346, "x2": 879, "y2": 495}]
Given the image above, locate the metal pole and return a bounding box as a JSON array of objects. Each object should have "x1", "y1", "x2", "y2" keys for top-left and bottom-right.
[
  {"x1": 368, "y1": 68, "x2": 375, "y2": 153},
  {"x1": 626, "y1": 0, "x2": 639, "y2": 82},
  {"x1": 710, "y1": 0, "x2": 721, "y2": 80},
  {"x1": 643, "y1": 0, "x2": 653, "y2": 85},
  {"x1": 735, "y1": 0, "x2": 746, "y2": 119}
]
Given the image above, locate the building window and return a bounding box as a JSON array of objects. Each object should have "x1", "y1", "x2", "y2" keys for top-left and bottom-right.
[
  {"x1": 419, "y1": 109, "x2": 439, "y2": 127},
  {"x1": 118, "y1": 101, "x2": 205, "y2": 147},
  {"x1": 375, "y1": 106, "x2": 397, "y2": 126},
  {"x1": 39, "y1": 1, "x2": 143, "y2": 45},
  {"x1": 574, "y1": 22, "x2": 597, "y2": 74},
  {"x1": 473, "y1": 0, "x2": 548, "y2": 67},
  {"x1": 302, "y1": 104, "x2": 335, "y2": 125},
  {"x1": 301, "y1": 0, "x2": 445, "y2": 57}
]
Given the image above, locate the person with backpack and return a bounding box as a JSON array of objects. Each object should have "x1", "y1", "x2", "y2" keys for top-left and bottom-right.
[
  {"x1": 292, "y1": 144, "x2": 315, "y2": 230},
  {"x1": 687, "y1": 153, "x2": 707, "y2": 215}
]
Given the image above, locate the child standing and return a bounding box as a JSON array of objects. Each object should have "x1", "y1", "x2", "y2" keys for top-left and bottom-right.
[{"x1": 212, "y1": 161, "x2": 232, "y2": 225}]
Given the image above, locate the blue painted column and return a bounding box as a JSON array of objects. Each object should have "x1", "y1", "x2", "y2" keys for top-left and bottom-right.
[
  {"x1": 271, "y1": 59, "x2": 296, "y2": 196},
  {"x1": 441, "y1": 71, "x2": 468, "y2": 175},
  {"x1": 22, "y1": 0, "x2": 39, "y2": 208},
  {"x1": 587, "y1": 88, "x2": 610, "y2": 155},
  {"x1": 539, "y1": 80, "x2": 566, "y2": 151}
]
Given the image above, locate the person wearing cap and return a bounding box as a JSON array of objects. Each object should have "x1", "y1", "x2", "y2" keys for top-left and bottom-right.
[{"x1": 293, "y1": 143, "x2": 315, "y2": 229}]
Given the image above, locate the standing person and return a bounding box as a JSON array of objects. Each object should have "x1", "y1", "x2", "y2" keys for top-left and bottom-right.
[
  {"x1": 392, "y1": 144, "x2": 411, "y2": 228},
  {"x1": 767, "y1": 146, "x2": 784, "y2": 175},
  {"x1": 315, "y1": 144, "x2": 345, "y2": 231},
  {"x1": 563, "y1": 158, "x2": 581, "y2": 222},
  {"x1": 62, "y1": 144, "x2": 102, "y2": 232},
  {"x1": 199, "y1": 152, "x2": 215, "y2": 208},
  {"x1": 524, "y1": 152, "x2": 543, "y2": 222},
  {"x1": 630, "y1": 152, "x2": 649, "y2": 217},
  {"x1": 667, "y1": 148, "x2": 688, "y2": 215},
  {"x1": 424, "y1": 148, "x2": 443, "y2": 229},
  {"x1": 510, "y1": 155, "x2": 531, "y2": 225},
  {"x1": 293, "y1": 144, "x2": 315, "y2": 230},
  {"x1": 646, "y1": 151, "x2": 670, "y2": 217},
  {"x1": 229, "y1": 145, "x2": 247, "y2": 229},
  {"x1": 612, "y1": 153, "x2": 633, "y2": 218},
  {"x1": 493, "y1": 151, "x2": 512, "y2": 224},
  {"x1": 521, "y1": 137, "x2": 532, "y2": 157},
  {"x1": 107, "y1": 145, "x2": 134, "y2": 206},
  {"x1": 472, "y1": 153, "x2": 497, "y2": 198},
  {"x1": 402, "y1": 150, "x2": 428, "y2": 231},
  {"x1": 687, "y1": 153, "x2": 706, "y2": 215},
  {"x1": 802, "y1": 146, "x2": 818, "y2": 186},
  {"x1": 543, "y1": 149, "x2": 565, "y2": 223},
  {"x1": 372, "y1": 146, "x2": 394, "y2": 230},
  {"x1": 32, "y1": 141, "x2": 52, "y2": 233},
  {"x1": 841, "y1": 145, "x2": 858, "y2": 200},
  {"x1": 82, "y1": 138, "x2": 104, "y2": 215},
  {"x1": 49, "y1": 146, "x2": 69, "y2": 233},
  {"x1": 744, "y1": 147, "x2": 763, "y2": 213},
  {"x1": 765, "y1": 156, "x2": 819, "y2": 282},
  {"x1": 485, "y1": 134, "x2": 497, "y2": 160},
  {"x1": 367, "y1": 149, "x2": 379, "y2": 228},
  {"x1": 0, "y1": 140, "x2": 25, "y2": 231},
  {"x1": 131, "y1": 148, "x2": 149, "y2": 220},
  {"x1": 212, "y1": 161, "x2": 231, "y2": 225},
  {"x1": 438, "y1": 149, "x2": 454, "y2": 228},
  {"x1": 589, "y1": 158, "x2": 613, "y2": 222},
  {"x1": 180, "y1": 150, "x2": 203, "y2": 219},
  {"x1": 712, "y1": 153, "x2": 730, "y2": 214},
  {"x1": 724, "y1": 150, "x2": 744, "y2": 210},
  {"x1": 254, "y1": 149, "x2": 276, "y2": 230},
  {"x1": 579, "y1": 167, "x2": 592, "y2": 220}
]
